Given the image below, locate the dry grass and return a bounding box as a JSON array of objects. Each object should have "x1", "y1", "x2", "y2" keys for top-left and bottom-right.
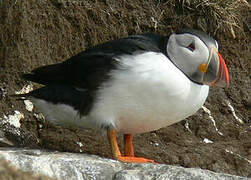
[{"x1": 166, "y1": 0, "x2": 250, "y2": 38}]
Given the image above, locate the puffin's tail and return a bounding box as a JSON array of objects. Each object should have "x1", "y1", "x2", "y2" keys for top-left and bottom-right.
[
  {"x1": 22, "y1": 63, "x2": 67, "y2": 85},
  {"x1": 9, "y1": 93, "x2": 30, "y2": 100}
]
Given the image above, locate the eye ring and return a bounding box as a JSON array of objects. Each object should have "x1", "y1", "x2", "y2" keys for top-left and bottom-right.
[{"x1": 187, "y1": 42, "x2": 195, "y2": 51}]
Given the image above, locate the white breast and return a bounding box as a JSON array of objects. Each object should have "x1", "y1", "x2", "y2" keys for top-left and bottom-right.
[{"x1": 89, "y1": 52, "x2": 209, "y2": 134}]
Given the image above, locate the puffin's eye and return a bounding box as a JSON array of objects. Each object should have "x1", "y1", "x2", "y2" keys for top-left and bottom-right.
[{"x1": 187, "y1": 42, "x2": 195, "y2": 51}]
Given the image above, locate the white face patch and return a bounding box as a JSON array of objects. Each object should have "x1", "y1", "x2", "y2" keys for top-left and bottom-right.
[{"x1": 167, "y1": 33, "x2": 210, "y2": 83}]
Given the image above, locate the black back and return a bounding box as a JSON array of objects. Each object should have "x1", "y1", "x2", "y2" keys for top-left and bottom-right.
[{"x1": 22, "y1": 33, "x2": 169, "y2": 115}]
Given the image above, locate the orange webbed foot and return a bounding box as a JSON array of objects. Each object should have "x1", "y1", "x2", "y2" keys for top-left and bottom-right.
[{"x1": 116, "y1": 155, "x2": 158, "y2": 164}]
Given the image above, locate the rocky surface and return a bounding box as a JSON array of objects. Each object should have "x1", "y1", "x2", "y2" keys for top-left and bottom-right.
[
  {"x1": 0, "y1": 156, "x2": 53, "y2": 180},
  {"x1": 0, "y1": 0, "x2": 250, "y2": 178},
  {"x1": 0, "y1": 148, "x2": 250, "y2": 180}
]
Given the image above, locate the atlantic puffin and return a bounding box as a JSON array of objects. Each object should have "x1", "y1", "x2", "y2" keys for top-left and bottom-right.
[{"x1": 18, "y1": 29, "x2": 229, "y2": 163}]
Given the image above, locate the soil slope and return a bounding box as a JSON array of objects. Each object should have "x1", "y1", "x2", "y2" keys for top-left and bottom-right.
[{"x1": 0, "y1": 0, "x2": 250, "y2": 177}]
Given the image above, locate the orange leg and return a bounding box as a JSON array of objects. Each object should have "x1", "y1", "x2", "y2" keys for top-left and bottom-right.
[
  {"x1": 107, "y1": 129, "x2": 121, "y2": 158},
  {"x1": 107, "y1": 129, "x2": 156, "y2": 163},
  {"x1": 124, "y1": 134, "x2": 134, "y2": 156}
]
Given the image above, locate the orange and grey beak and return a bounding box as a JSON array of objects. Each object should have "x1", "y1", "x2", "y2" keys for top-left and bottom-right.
[{"x1": 201, "y1": 47, "x2": 229, "y2": 87}]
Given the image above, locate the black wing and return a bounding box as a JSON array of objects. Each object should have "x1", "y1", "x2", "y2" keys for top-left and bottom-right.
[{"x1": 22, "y1": 33, "x2": 168, "y2": 115}]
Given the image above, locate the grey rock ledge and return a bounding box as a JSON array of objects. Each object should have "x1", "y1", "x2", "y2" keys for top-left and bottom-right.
[{"x1": 0, "y1": 148, "x2": 249, "y2": 180}]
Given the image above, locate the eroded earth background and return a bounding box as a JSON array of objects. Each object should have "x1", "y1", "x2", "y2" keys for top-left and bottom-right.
[{"x1": 0, "y1": 0, "x2": 250, "y2": 178}]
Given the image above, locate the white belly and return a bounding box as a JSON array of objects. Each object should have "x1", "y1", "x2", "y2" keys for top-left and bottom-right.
[{"x1": 89, "y1": 52, "x2": 209, "y2": 133}]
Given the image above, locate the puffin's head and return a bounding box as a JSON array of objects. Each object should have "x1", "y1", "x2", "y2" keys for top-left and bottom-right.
[{"x1": 167, "y1": 29, "x2": 229, "y2": 87}]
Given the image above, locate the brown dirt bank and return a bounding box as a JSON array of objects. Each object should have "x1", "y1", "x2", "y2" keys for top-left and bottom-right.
[{"x1": 0, "y1": 0, "x2": 250, "y2": 177}]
